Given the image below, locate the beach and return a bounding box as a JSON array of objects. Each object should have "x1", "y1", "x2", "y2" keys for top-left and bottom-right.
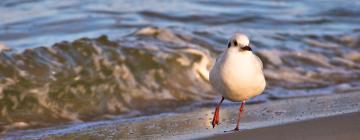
[
  {"x1": 203, "y1": 112, "x2": 360, "y2": 140},
  {"x1": 1, "y1": 0, "x2": 360, "y2": 139},
  {"x1": 3, "y1": 92, "x2": 360, "y2": 139}
]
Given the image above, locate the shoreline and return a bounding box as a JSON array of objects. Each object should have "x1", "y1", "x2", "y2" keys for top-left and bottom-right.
[{"x1": 2, "y1": 92, "x2": 360, "y2": 140}]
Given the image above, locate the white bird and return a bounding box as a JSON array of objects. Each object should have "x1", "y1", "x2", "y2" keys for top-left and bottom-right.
[{"x1": 209, "y1": 33, "x2": 266, "y2": 131}]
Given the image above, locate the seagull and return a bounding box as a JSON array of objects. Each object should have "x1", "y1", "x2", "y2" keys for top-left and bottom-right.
[{"x1": 209, "y1": 33, "x2": 266, "y2": 131}]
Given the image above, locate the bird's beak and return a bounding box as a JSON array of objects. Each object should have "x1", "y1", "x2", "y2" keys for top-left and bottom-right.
[{"x1": 241, "y1": 45, "x2": 252, "y2": 51}]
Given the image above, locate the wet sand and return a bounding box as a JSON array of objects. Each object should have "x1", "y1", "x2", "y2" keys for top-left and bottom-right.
[
  {"x1": 2, "y1": 92, "x2": 360, "y2": 140},
  {"x1": 202, "y1": 112, "x2": 360, "y2": 140}
]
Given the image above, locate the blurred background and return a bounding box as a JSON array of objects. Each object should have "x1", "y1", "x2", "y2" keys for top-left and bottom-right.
[{"x1": 0, "y1": 0, "x2": 359, "y2": 133}]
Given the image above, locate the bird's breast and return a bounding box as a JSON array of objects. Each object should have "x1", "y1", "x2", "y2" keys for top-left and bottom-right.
[{"x1": 212, "y1": 52, "x2": 266, "y2": 101}]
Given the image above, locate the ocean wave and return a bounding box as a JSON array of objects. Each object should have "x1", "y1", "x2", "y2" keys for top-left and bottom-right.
[{"x1": 1, "y1": 27, "x2": 360, "y2": 132}]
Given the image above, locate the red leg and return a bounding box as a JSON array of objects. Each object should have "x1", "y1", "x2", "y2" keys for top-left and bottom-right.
[
  {"x1": 234, "y1": 101, "x2": 246, "y2": 131},
  {"x1": 211, "y1": 96, "x2": 224, "y2": 128}
]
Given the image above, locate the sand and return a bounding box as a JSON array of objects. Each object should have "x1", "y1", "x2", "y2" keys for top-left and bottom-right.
[
  {"x1": 2, "y1": 92, "x2": 360, "y2": 140},
  {"x1": 202, "y1": 112, "x2": 360, "y2": 140}
]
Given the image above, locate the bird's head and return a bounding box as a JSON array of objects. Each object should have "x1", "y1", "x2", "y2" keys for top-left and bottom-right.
[{"x1": 227, "y1": 33, "x2": 252, "y2": 51}]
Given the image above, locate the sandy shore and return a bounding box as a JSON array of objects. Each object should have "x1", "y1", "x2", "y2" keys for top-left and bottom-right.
[
  {"x1": 2, "y1": 92, "x2": 360, "y2": 140},
  {"x1": 202, "y1": 112, "x2": 360, "y2": 140}
]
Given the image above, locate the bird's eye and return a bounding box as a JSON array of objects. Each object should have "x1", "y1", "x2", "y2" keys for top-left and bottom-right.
[
  {"x1": 233, "y1": 40, "x2": 238, "y2": 46},
  {"x1": 227, "y1": 42, "x2": 231, "y2": 48}
]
